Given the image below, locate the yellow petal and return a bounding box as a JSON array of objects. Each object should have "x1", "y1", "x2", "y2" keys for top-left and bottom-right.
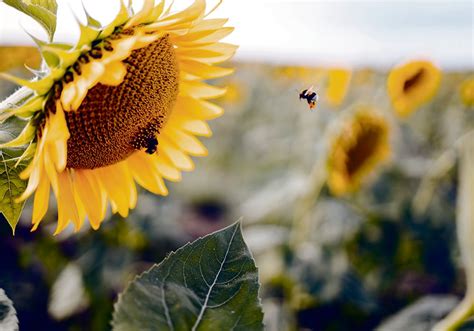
[
  {"x1": 99, "y1": 61, "x2": 127, "y2": 86},
  {"x1": 128, "y1": 153, "x2": 168, "y2": 195},
  {"x1": 15, "y1": 142, "x2": 36, "y2": 167},
  {"x1": 158, "y1": 137, "x2": 194, "y2": 171},
  {"x1": 160, "y1": 0, "x2": 205, "y2": 25},
  {"x1": 17, "y1": 163, "x2": 41, "y2": 201},
  {"x1": 107, "y1": 35, "x2": 139, "y2": 62},
  {"x1": 86, "y1": 170, "x2": 108, "y2": 222},
  {"x1": 61, "y1": 82, "x2": 78, "y2": 111},
  {"x1": 190, "y1": 18, "x2": 228, "y2": 32},
  {"x1": 175, "y1": 27, "x2": 234, "y2": 46},
  {"x1": 180, "y1": 60, "x2": 234, "y2": 79},
  {"x1": 99, "y1": 0, "x2": 130, "y2": 39},
  {"x1": 31, "y1": 173, "x2": 50, "y2": 230},
  {"x1": 19, "y1": 124, "x2": 48, "y2": 180},
  {"x1": 176, "y1": 43, "x2": 237, "y2": 64},
  {"x1": 125, "y1": 0, "x2": 155, "y2": 28},
  {"x1": 174, "y1": 96, "x2": 224, "y2": 120},
  {"x1": 146, "y1": 0, "x2": 165, "y2": 22},
  {"x1": 54, "y1": 170, "x2": 81, "y2": 235},
  {"x1": 161, "y1": 128, "x2": 208, "y2": 156},
  {"x1": 96, "y1": 163, "x2": 133, "y2": 217},
  {"x1": 43, "y1": 146, "x2": 59, "y2": 195},
  {"x1": 70, "y1": 61, "x2": 106, "y2": 110},
  {"x1": 154, "y1": 153, "x2": 182, "y2": 182},
  {"x1": 74, "y1": 170, "x2": 105, "y2": 230},
  {"x1": 132, "y1": 34, "x2": 162, "y2": 50},
  {"x1": 170, "y1": 114, "x2": 212, "y2": 137},
  {"x1": 180, "y1": 80, "x2": 226, "y2": 99}
]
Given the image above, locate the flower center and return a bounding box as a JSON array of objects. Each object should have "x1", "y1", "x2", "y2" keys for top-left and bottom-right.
[
  {"x1": 345, "y1": 125, "x2": 382, "y2": 176},
  {"x1": 64, "y1": 34, "x2": 179, "y2": 169},
  {"x1": 403, "y1": 68, "x2": 425, "y2": 93}
]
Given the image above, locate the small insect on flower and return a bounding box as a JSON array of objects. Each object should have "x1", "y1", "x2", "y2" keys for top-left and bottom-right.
[{"x1": 299, "y1": 86, "x2": 319, "y2": 110}]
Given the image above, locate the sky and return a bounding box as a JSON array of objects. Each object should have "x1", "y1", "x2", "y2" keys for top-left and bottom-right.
[{"x1": 0, "y1": 0, "x2": 472, "y2": 69}]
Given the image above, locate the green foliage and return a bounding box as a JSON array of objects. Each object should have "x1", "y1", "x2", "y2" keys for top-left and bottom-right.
[
  {"x1": 3, "y1": 0, "x2": 58, "y2": 41},
  {"x1": 0, "y1": 118, "x2": 28, "y2": 234},
  {"x1": 0, "y1": 157, "x2": 26, "y2": 234},
  {"x1": 112, "y1": 222, "x2": 264, "y2": 331}
]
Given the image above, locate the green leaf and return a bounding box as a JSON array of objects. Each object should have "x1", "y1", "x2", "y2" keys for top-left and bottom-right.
[
  {"x1": 3, "y1": 0, "x2": 58, "y2": 41},
  {"x1": 0, "y1": 154, "x2": 27, "y2": 234},
  {"x1": 112, "y1": 222, "x2": 264, "y2": 331},
  {"x1": 0, "y1": 117, "x2": 29, "y2": 234}
]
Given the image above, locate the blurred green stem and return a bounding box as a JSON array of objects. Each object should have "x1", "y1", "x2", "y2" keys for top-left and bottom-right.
[
  {"x1": 434, "y1": 132, "x2": 474, "y2": 331},
  {"x1": 289, "y1": 156, "x2": 327, "y2": 249},
  {"x1": 0, "y1": 86, "x2": 33, "y2": 110}
]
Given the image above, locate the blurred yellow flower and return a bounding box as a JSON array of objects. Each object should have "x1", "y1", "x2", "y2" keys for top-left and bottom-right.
[
  {"x1": 325, "y1": 68, "x2": 352, "y2": 107},
  {"x1": 219, "y1": 80, "x2": 245, "y2": 104},
  {"x1": 0, "y1": 0, "x2": 235, "y2": 234},
  {"x1": 387, "y1": 60, "x2": 441, "y2": 117},
  {"x1": 459, "y1": 77, "x2": 474, "y2": 107},
  {"x1": 0, "y1": 47, "x2": 41, "y2": 72},
  {"x1": 327, "y1": 109, "x2": 390, "y2": 196},
  {"x1": 273, "y1": 65, "x2": 325, "y2": 85},
  {"x1": 352, "y1": 68, "x2": 375, "y2": 86},
  {"x1": 387, "y1": 61, "x2": 441, "y2": 117}
]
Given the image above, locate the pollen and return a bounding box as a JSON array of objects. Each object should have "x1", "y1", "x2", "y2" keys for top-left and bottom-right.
[{"x1": 64, "y1": 34, "x2": 179, "y2": 169}]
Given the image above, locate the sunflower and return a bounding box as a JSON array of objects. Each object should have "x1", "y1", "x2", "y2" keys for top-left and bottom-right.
[
  {"x1": 0, "y1": 47, "x2": 41, "y2": 72},
  {"x1": 0, "y1": 0, "x2": 236, "y2": 234},
  {"x1": 387, "y1": 60, "x2": 441, "y2": 118},
  {"x1": 325, "y1": 68, "x2": 351, "y2": 107},
  {"x1": 327, "y1": 109, "x2": 390, "y2": 196},
  {"x1": 459, "y1": 77, "x2": 474, "y2": 107}
]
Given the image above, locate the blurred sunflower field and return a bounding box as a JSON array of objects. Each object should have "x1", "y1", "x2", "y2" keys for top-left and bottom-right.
[{"x1": 0, "y1": 0, "x2": 473, "y2": 330}]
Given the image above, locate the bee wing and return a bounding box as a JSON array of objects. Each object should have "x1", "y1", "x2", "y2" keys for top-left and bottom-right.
[{"x1": 307, "y1": 85, "x2": 314, "y2": 94}]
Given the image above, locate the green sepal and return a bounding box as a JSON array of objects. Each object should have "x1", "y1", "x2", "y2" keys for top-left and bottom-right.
[
  {"x1": 81, "y1": 2, "x2": 102, "y2": 28},
  {"x1": 0, "y1": 73, "x2": 52, "y2": 95},
  {"x1": 41, "y1": 46, "x2": 81, "y2": 68}
]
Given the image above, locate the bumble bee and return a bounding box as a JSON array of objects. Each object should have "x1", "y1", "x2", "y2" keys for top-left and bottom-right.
[{"x1": 299, "y1": 86, "x2": 319, "y2": 110}]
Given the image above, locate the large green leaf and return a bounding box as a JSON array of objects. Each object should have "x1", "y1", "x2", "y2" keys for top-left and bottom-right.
[
  {"x1": 112, "y1": 222, "x2": 264, "y2": 331},
  {"x1": 0, "y1": 154, "x2": 26, "y2": 234},
  {"x1": 0, "y1": 117, "x2": 28, "y2": 234},
  {"x1": 3, "y1": 0, "x2": 58, "y2": 41}
]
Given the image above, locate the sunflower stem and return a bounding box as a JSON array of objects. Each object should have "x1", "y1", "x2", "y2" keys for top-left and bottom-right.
[
  {"x1": 433, "y1": 132, "x2": 474, "y2": 330},
  {"x1": 289, "y1": 156, "x2": 327, "y2": 249},
  {"x1": 0, "y1": 87, "x2": 34, "y2": 111}
]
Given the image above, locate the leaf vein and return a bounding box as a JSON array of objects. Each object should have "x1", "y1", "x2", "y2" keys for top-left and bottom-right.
[{"x1": 191, "y1": 225, "x2": 239, "y2": 331}]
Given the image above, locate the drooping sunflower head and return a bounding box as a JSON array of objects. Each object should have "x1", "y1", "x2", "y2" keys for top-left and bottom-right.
[
  {"x1": 387, "y1": 60, "x2": 441, "y2": 118},
  {"x1": 0, "y1": 0, "x2": 236, "y2": 234},
  {"x1": 459, "y1": 77, "x2": 474, "y2": 107},
  {"x1": 325, "y1": 68, "x2": 352, "y2": 107},
  {"x1": 327, "y1": 108, "x2": 391, "y2": 196}
]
